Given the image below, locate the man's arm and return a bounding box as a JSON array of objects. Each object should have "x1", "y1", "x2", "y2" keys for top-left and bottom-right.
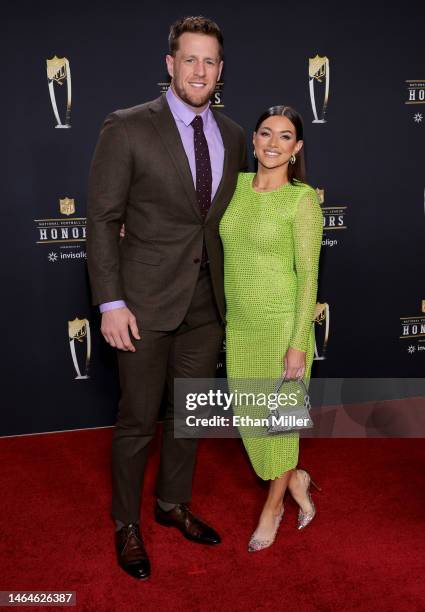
[
  {"x1": 87, "y1": 112, "x2": 140, "y2": 350},
  {"x1": 87, "y1": 112, "x2": 131, "y2": 305}
]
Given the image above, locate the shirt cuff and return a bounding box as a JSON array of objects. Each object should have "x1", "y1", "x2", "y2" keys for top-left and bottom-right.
[{"x1": 99, "y1": 300, "x2": 127, "y2": 313}]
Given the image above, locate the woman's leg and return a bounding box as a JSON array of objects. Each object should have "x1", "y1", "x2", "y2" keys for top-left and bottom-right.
[
  {"x1": 252, "y1": 468, "x2": 293, "y2": 538},
  {"x1": 288, "y1": 469, "x2": 314, "y2": 514}
]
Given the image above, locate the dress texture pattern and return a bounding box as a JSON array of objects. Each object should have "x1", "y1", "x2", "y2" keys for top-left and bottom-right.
[{"x1": 219, "y1": 172, "x2": 323, "y2": 479}]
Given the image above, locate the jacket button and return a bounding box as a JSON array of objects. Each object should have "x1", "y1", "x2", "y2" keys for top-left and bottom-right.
[{"x1": 193, "y1": 258, "x2": 200, "y2": 264}]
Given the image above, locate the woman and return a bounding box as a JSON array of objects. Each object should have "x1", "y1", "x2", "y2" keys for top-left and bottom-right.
[{"x1": 219, "y1": 105, "x2": 323, "y2": 552}]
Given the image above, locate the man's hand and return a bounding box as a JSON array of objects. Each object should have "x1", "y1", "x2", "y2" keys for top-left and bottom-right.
[
  {"x1": 283, "y1": 346, "x2": 306, "y2": 380},
  {"x1": 101, "y1": 307, "x2": 140, "y2": 351}
]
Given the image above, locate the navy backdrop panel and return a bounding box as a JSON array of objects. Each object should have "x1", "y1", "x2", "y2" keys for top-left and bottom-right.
[{"x1": 2, "y1": 0, "x2": 424, "y2": 435}]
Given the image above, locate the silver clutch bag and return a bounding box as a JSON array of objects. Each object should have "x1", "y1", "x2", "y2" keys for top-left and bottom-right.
[{"x1": 266, "y1": 377, "x2": 313, "y2": 434}]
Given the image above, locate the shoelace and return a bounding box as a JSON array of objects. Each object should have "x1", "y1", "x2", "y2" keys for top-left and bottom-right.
[
  {"x1": 127, "y1": 523, "x2": 141, "y2": 538},
  {"x1": 173, "y1": 505, "x2": 201, "y2": 531},
  {"x1": 121, "y1": 523, "x2": 143, "y2": 555}
]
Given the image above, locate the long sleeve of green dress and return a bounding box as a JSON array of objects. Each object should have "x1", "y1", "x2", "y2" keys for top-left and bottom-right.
[{"x1": 289, "y1": 188, "x2": 323, "y2": 353}]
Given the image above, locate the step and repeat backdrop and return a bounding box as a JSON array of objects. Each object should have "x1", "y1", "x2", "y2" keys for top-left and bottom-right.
[{"x1": 2, "y1": 0, "x2": 424, "y2": 435}]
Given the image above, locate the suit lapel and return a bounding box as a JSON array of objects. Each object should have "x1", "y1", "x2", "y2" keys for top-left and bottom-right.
[
  {"x1": 148, "y1": 95, "x2": 201, "y2": 220},
  {"x1": 148, "y1": 96, "x2": 235, "y2": 223}
]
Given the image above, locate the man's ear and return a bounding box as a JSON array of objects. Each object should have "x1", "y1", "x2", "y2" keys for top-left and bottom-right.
[{"x1": 165, "y1": 54, "x2": 174, "y2": 79}]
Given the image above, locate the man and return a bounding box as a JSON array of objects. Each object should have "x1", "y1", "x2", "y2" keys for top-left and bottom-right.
[{"x1": 87, "y1": 16, "x2": 247, "y2": 580}]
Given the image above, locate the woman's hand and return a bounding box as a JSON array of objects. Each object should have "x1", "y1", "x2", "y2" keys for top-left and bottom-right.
[
  {"x1": 120, "y1": 223, "x2": 125, "y2": 239},
  {"x1": 283, "y1": 346, "x2": 306, "y2": 380}
]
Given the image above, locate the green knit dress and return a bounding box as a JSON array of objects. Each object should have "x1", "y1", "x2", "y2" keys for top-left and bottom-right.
[{"x1": 219, "y1": 172, "x2": 323, "y2": 480}]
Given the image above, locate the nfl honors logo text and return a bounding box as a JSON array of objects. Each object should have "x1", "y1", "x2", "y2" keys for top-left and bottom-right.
[
  {"x1": 316, "y1": 188, "x2": 347, "y2": 248},
  {"x1": 400, "y1": 301, "x2": 425, "y2": 355},
  {"x1": 405, "y1": 80, "x2": 424, "y2": 124},
  {"x1": 34, "y1": 197, "x2": 87, "y2": 263}
]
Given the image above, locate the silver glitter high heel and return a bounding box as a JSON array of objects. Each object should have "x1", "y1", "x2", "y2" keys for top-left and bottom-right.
[
  {"x1": 295, "y1": 469, "x2": 321, "y2": 530},
  {"x1": 248, "y1": 505, "x2": 285, "y2": 552}
]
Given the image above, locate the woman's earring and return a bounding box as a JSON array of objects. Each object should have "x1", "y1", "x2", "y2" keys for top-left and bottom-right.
[
  {"x1": 253, "y1": 149, "x2": 257, "y2": 159},
  {"x1": 290, "y1": 153, "x2": 296, "y2": 165}
]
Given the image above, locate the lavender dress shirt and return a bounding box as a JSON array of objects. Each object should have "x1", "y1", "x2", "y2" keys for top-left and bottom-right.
[{"x1": 99, "y1": 86, "x2": 225, "y2": 313}]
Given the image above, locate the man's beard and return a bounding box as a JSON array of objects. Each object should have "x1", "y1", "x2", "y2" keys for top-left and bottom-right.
[{"x1": 173, "y1": 81, "x2": 213, "y2": 108}]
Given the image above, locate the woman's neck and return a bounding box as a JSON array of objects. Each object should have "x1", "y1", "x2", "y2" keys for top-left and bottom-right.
[{"x1": 253, "y1": 165, "x2": 289, "y2": 191}]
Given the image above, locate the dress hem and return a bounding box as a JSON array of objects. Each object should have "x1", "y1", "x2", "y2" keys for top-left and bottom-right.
[{"x1": 255, "y1": 460, "x2": 298, "y2": 481}]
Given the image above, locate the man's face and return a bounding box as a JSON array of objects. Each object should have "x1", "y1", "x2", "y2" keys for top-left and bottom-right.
[{"x1": 166, "y1": 32, "x2": 223, "y2": 111}]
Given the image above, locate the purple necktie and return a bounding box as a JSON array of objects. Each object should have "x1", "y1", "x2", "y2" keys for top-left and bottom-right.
[
  {"x1": 191, "y1": 115, "x2": 212, "y2": 266},
  {"x1": 191, "y1": 115, "x2": 212, "y2": 218}
]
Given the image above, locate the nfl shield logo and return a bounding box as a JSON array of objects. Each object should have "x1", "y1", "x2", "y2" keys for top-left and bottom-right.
[{"x1": 60, "y1": 197, "x2": 75, "y2": 216}]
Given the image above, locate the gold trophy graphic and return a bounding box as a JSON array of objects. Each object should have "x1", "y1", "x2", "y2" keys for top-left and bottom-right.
[
  {"x1": 309, "y1": 55, "x2": 330, "y2": 123},
  {"x1": 313, "y1": 302, "x2": 330, "y2": 360},
  {"x1": 68, "y1": 318, "x2": 91, "y2": 379},
  {"x1": 315, "y1": 187, "x2": 325, "y2": 205},
  {"x1": 46, "y1": 56, "x2": 72, "y2": 128}
]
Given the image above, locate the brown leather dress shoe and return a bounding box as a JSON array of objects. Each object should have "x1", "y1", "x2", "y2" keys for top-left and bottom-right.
[
  {"x1": 154, "y1": 503, "x2": 221, "y2": 545},
  {"x1": 115, "y1": 523, "x2": 151, "y2": 580}
]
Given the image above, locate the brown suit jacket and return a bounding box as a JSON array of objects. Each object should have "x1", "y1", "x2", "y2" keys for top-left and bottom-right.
[{"x1": 87, "y1": 94, "x2": 247, "y2": 330}]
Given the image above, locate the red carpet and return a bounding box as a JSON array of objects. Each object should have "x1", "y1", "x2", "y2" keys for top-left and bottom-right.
[{"x1": 0, "y1": 429, "x2": 424, "y2": 611}]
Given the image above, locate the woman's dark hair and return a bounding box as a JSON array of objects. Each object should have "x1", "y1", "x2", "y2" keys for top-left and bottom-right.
[
  {"x1": 254, "y1": 105, "x2": 306, "y2": 184},
  {"x1": 169, "y1": 16, "x2": 224, "y2": 59}
]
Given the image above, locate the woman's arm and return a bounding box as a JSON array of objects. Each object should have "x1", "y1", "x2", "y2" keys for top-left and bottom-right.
[{"x1": 289, "y1": 187, "x2": 323, "y2": 354}]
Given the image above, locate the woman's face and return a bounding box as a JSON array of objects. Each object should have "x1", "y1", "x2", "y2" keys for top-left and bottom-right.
[{"x1": 253, "y1": 115, "x2": 303, "y2": 169}]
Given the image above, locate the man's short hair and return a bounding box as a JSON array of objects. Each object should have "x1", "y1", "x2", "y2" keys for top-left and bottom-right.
[{"x1": 168, "y1": 16, "x2": 224, "y2": 59}]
